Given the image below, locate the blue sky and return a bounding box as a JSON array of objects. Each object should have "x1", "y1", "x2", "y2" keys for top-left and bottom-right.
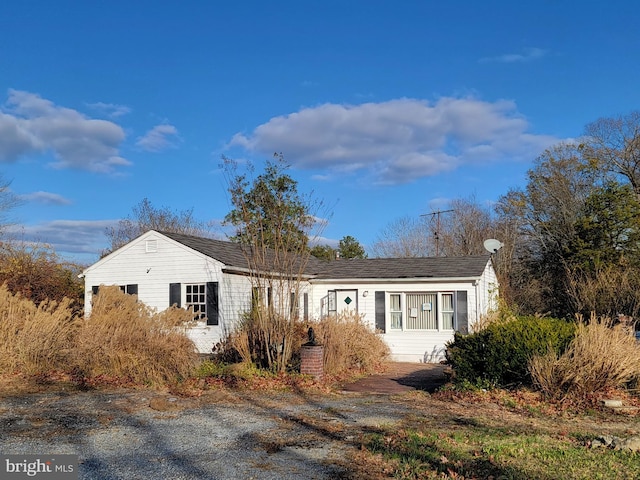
[{"x1": 1, "y1": 1, "x2": 639, "y2": 264}]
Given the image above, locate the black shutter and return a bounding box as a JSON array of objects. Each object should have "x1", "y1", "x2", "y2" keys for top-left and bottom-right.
[
  {"x1": 126, "y1": 284, "x2": 138, "y2": 295},
  {"x1": 375, "y1": 291, "x2": 386, "y2": 333},
  {"x1": 206, "y1": 282, "x2": 219, "y2": 326},
  {"x1": 290, "y1": 292, "x2": 299, "y2": 318},
  {"x1": 455, "y1": 290, "x2": 468, "y2": 334},
  {"x1": 303, "y1": 293, "x2": 309, "y2": 321},
  {"x1": 169, "y1": 283, "x2": 181, "y2": 308}
]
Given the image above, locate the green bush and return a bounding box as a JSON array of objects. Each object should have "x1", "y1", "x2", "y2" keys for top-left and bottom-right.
[{"x1": 445, "y1": 316, "x2": 575, "y2": 388}]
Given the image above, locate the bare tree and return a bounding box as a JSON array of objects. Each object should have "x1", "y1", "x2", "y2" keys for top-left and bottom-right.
[
  {"x1": 583, "y1": 111, "x2": 640, "y2": 198},
  {"x1": 495, "y1": 143, "x2": 600, "y2": 315},
  {"x1": 104, "y1": 197, "x2": 211, "y2": 255},
  {"x1": 436, "y1": 196, "x2": 496, "y2": 257},
  {"x1": 371, "y1": 215, "x2": 432, "y2": 258},
  {"x1": 0, "y1": 174, "x2": 20, "y2": 239}
]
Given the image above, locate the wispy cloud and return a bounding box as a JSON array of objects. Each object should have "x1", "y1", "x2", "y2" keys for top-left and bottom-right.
[
  {"x1": 85, "y1": 101, "x2": 131, "y2": 118},
  {"x1": 136, "y1": 124, "x2": 180, "y2": 152},
  {"x1": 229, "y1": 97, "x2": 558, "y2": 185},
  {"x1": 0, "y1": 89, "x2": 130, "y2": 173},
  {"x1": 479, "y1": 47, "x2": 547, "y2": 64},
  {"x1": 20, "y1": 191, "x2": 72, "y2": 205},
  {"x1": 7, "y1": 219, "x2": 118, "y2": 262}
]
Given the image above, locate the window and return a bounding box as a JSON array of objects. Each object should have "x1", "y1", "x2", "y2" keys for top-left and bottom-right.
[
  {"x1": 327, "y1": 290, "x2": 337, "y2": 317},
  {"x1": 251, "y1": 287, "x2": 261, "y2": 310},
  {"x1": 186, "y1": 284, "x2": 207, "y2": 321},
  {"x1": 406, "y1": 293, "x2": 437, "y2": 329},
  {"x1": 390, "y1": 294, "x2": 402, "y2": 329},
  {"x1": 170, "y1": 282, "x2": 218, "y2": 325},
  {"x1": 387, "y1": 291, "x2": 460, "y2": 331},
  {"x1": 119, "y1": 284, "x2": 138, "y2": 296},
  {"x1": 290, "y1": 291, "x2": 299, "y2": 318},
  {"x1": 251, "y1": 287, "x2": 270, "y2": 310},
  {"x1": 441, "y1": 293, "x2": 454, "y2": 330}
]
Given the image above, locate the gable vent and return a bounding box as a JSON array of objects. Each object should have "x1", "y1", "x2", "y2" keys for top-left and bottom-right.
[{"x1": 145, "y1": 239, "x2": 158, "y2": 253}]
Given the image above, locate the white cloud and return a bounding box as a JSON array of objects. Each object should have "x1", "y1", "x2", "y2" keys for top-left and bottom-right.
[
  {"x1": 0, "y1": 89, "x2": 130, "y2": 173},
  {"x1": 479, "y1": 47, "x2": 547, "y2": 64},
  {"x1": 85, "y1": 101, "x2": 131, "y2": 118},
  {"x1": 20, "y1": 191, "x2": 72, "y2": 205},
  {"x1": 308, "y1": 236, "x2": 339, "y2": 248},
  {"x1": 230, "y1": 97, "x2": 558, "y2": 184},
  {"x1": 7, "y1": 219, "x2": 118, "y2": 262},
  {"x1": 136, "y1": 124, "x2": 180, "y2": 152}
]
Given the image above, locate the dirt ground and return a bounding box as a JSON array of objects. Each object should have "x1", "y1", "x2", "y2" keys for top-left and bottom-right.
[{"x1": 1, "y1": 364, "x2": 638, "y2": 479}]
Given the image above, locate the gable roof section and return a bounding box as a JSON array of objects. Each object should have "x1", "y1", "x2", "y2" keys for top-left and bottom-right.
[
  {"x1": 309, "y1": 255, "x2": 491, "y2": 280},
  {"x1": 158, "y1": 230, "x2": 324, "y2": 275},
  {"x1": 159, "y1": 231, "x2": 252, "y2": 269}
]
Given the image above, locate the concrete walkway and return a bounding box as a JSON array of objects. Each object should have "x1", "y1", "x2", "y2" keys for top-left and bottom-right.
[{"x1": 340, "y1": 362, "x2": 448, "y2": 394}]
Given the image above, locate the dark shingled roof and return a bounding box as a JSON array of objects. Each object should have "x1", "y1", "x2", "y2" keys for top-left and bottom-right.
[
  {"x1": 308, "y1": 255, "x2": 491, "y2": 279},
  {"x1": 160, "y1": 231, "x2": 252, "y2": 269},
  {"x1": 157, "y1": 231, "x2": 490, "y2": 280}
]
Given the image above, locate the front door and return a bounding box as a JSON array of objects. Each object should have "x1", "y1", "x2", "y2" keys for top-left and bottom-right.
[{"x1": 336, "y1": 289, "x2": 358, "y2": 315}]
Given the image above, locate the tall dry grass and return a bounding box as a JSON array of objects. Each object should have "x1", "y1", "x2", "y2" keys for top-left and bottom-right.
[
  {"x1": 0, "y1": 284, "x2": 199, "y2": 387},
  {"x1": 530, "y1": 314, "x2": 640, "y2": 399},
  {"x1": 75, "y1": 286, "x2": 199, "y2": 385},
  {"x1": 0, "y1": 284, "x2": 76, "y2": 374},
  {"x1": 226, "y1": 306, "x2": 303, "y2": 371},
  {"x1": 311, "y1": 312, "x2": 389, "y2": 375}
]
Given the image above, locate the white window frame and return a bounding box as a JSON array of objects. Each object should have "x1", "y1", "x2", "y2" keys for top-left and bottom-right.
[
  {"x1": 388, "y1": 291, "x2": 456, "y2": 332},
  {"x1": 185, "y1": 283, "x2": 207, "y2": 321},
  {"x1": 441, "y1": 292, "x2": 455, "y2": 330},
  {"x1": 389, "y1": 293, "x2": 403, "y2": 330}
]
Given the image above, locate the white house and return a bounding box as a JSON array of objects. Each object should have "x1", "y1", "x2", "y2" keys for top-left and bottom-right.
[{"x1": 82, "y1": 230, "x2": 498, "y2": 362}]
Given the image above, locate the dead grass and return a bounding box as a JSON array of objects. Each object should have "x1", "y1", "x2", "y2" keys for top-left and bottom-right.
[
  {"x1": 311, "y1": 312, "x2": 390, "y2": 376},
  {"x1": 0, "y1": 284, "x2": 76, "y2": 374},
  {"x1": 74, "y1": 286, "x2": 199, "y2": 386},
  {"x1": 530, "y1": 314, "x2": 640, "y2": 400},
  {"x1": 0, "y1": 284, "x2": 199, "y2": 388}
]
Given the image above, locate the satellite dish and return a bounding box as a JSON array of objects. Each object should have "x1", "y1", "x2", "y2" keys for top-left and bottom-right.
[{"x1": 483, "y1": 239, "x2": 504, "y2": 254}]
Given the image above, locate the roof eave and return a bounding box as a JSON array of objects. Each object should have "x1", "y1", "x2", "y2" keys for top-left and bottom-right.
[
  {"x1": 309, "y1": 276, "x2": 482, "y2": 284},
  {"x1": 222, "y1": 266, "x2": 316, "y2": 280}
]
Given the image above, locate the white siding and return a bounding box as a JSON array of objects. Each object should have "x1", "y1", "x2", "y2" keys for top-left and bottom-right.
[
  {"x1": 308, "y1": 267, "x2": 495, "y2": 363},
  {"x1": 83, "y1": 232, "x2": 498, "y2": 360},
  {"x1": 83, "y1": 231, "x2": 253, "y2": 354}
]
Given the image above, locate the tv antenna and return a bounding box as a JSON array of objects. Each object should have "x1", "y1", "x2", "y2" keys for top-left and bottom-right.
[
  {"x1": 483, "y1": 238, "x2": 504, "y2": 254},
  {"x1": 421, "y1": 209, "x2": 454, "y2": 256}
]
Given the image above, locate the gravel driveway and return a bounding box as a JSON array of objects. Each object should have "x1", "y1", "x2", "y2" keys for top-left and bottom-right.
[{"x1": 0, "y1": 376, "x2": 438, "y2": 479}]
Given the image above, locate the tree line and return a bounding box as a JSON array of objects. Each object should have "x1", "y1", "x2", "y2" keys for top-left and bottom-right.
[{"x1": 370, "y1": 111, "x2": 640, "y2": 319}]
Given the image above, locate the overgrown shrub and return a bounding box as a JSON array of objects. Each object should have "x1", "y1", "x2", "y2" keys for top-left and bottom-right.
[
  {"x1": 0, "y1": 241, "x2": 84, "y2": 311},
  {"x1": 445, "y1": 315, "x2": 575, "y2": 388},
  {"x1": 74, "y1": 286, "x2": 199, "y2": 385},
  {"x1": 310, "y1": 312, "x2": 390, "y2": 376},
  {"x1": 220, "y1": 311, "x2": 389, "y2": 377},
  {"x1": 0, "y1": 284, "x2": 76, "y2": 374},
  {"x1": 530, "y1": 314, "x2": 640, "y2": 399},
  {"x1": 224, "y1": 306, "x2": 306, "y2": 372}
]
